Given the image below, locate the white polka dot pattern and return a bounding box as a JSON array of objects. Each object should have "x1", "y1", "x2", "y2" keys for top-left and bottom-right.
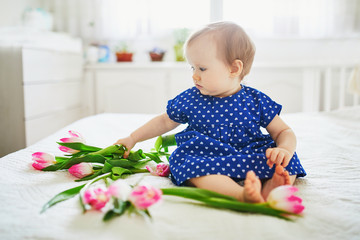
[{"x1": 166, "y1": 85, "x2": 306, "y2": 185}]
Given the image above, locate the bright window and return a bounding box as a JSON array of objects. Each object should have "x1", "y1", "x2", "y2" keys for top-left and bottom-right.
[
  {"x1": 98, "y1": 0, "x2": 210, "y2": 40},
  {"x1": 61, "y1": 0, "x2": 360, "y2": 41},
  {"x1": 223, "y1": 0, "x2": 360, "y2": 38}
]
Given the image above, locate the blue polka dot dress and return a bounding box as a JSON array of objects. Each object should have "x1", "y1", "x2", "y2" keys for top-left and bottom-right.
[{"x1": 166, "y1": 85, "x2": 306, "y2": 186}]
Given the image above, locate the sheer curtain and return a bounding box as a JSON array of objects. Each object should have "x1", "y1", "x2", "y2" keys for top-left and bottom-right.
[
  {"x1": 51, "y1": 0, "x2": 360, "y2": 41},
  {"x1": 223, "y1": 0, "x2": 360, "y2": 38},
  {"x1": 51, "y1": 0, "x2": 210, "y2": 42}
]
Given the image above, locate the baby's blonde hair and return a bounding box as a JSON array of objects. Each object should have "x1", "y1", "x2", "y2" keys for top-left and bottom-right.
[{"x1": 185, "y1": 21, "x2": 255, "y2": 80}]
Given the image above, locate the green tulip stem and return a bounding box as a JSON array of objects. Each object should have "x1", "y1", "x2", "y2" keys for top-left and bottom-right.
[{"x1": 89, "y1": 144, "x2": 125, "y2": 156}]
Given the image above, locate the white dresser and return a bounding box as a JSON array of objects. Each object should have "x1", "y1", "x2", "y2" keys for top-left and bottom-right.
[
  {"x1": 84, "y1": 62, "x2": 193, "y2": 115},
  {"x1": 0, "y1": 31, "x2": 84, "y2": 157}
]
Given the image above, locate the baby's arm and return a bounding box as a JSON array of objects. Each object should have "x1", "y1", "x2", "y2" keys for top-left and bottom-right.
[
  {"x1": 265, "y1": 115, "x2": 297, "y2": 168},
  {"x1": 114, "y1": 113, "x2": 180, "y2": 158}
]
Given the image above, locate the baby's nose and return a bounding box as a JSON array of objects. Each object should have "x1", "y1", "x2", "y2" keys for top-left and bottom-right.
[{"x1": 192, "y1": 74, "x2": 201, "y2": 82}]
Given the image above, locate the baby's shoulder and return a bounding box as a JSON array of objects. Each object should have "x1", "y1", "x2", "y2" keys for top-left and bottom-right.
[
  {"x1": 241, "y1": 85, "x2": 271, "y2": 102},
  {"x1": 174, "y1": 87, "x2": 200, "y2": 100}
]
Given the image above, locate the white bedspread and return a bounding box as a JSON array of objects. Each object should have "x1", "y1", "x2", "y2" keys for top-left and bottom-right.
[{"x1": 1, "y1": 107, "x2": 359, "y2": 240}]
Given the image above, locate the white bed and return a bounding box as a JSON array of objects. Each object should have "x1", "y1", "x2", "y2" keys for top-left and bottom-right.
[{"x1": 0, "y1": 105, "x2": 360, "y2": 240}]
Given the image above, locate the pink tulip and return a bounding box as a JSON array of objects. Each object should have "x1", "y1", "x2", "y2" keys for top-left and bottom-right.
[
  {"x1": 59, "y1": 130, "x2": 85, "y2": 154},
  {"x1": 107, "y1": 179, "x2": 132, "y2": 201},
  {"x1": 60, "y1": 130, "x2": 85, "y2": 143},
  {"x1": 83, "y1": 187, "x2": 110, "y2": 211},
  {"x1": 129, "y1": 185, "x2": 162, "y2": 210},
  {"x1": 58, "y1": 146, "x2": 79, "y2": 154},
  {"x1": 32, "y1": 152, "x2": 56, "y2": 170},
  {"x1": 266, "y1": 185, "x2": 305, "y2": 214},
  {"x1": 146, "y1": 163, "x2": 170, "y2": 177},
  {"x1": 68, "y1": 162, "x2": 94, "y2": 178}
]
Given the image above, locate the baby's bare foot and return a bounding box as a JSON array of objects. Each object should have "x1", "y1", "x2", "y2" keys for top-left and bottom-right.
[
  {"x1": 243, "y1": 171, "x2": 265, "y2": 203},
  {"x1": 261, "y1": 165, "x2": 291, "y2": 200}
]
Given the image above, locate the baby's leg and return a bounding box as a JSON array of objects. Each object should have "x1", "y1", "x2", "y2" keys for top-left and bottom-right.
[
  {"x1": 186, "y1": 172, "x2": 265, "y2": 203},
  {"x1": 261, "y1": 165, "x2": 296, "y2": 200}
]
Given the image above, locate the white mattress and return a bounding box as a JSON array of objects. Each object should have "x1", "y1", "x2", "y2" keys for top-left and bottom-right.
[{"x1": 1, "y1": 107, "x2": 360, "y2": 240}]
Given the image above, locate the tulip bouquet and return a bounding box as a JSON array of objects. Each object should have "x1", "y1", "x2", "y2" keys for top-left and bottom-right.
[
  {"x1": 33, "y1": 130, "x2": 170, "y2": 218},
  {"x1": 32, "y1": 130, "x2": 171, "y2": 180},
  {"x1": 33, "y1": 130, "x2": 304, "y2": 222}
]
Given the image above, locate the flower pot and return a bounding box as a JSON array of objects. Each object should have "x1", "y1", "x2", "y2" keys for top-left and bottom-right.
[
  {"x1": 116, "y1": 52, "x2": 133, "y2": 62},
  {"x1": 174, "y1": 44, "x2": 185, "y2": 62},
  {"x1": 149, "y1": 52, "x2": 165, "y2": 62}
]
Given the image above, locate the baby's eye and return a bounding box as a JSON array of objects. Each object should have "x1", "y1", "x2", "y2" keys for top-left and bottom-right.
[
  {"x1": 199, "y1": 67, "x2": 207, "y2": 72},
  {"x1": 190, "y1": 66, "x2": 195, "y2": 71}
]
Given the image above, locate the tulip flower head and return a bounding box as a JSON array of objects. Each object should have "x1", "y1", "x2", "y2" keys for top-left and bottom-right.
[
  {"x1": 266, "y1": 185, "x2": 304, "y2": 214},
  {"x1": 146, "y1": 163, "x2": 170, "y2": 177},
  {"x1": 59, "y1": 130, "x2": 85, "y2": 154},
  {"x1": 83, "y1": 186, "x2": 110, "y2": 211},
  {"x1": 129, "y1": 185, "x2": 162, "y2": 210},
  {"x1": 32, "y1": 152, "x2": 56, "y2": 170},
  {"x1": 107, "y1": 179, "x2": 133, "y2": 201},
  {"x1": 68, "y1": 162, "x2": 94, "y2": 179},
  {"x1": 60, "y1": 130, "x2": 85, "y2": 143}
]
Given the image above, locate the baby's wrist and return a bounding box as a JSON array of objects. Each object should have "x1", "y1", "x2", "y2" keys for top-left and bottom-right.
[
  {"x1": 277, "y1": 146, "x2": 293, "y2": 155},
  {"x1": 129, "y1": 134, "x2": 138, "y2": 145}
]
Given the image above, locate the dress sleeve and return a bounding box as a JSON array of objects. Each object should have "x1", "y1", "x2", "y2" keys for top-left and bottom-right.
[
  {"x1": 258, "y1": 92, "x2": 282, "y2": 128},
  {"x1": 166, "y1": 91, "x2": 189, "y2": 124}
]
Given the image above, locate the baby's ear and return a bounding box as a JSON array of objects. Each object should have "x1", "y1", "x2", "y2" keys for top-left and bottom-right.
[{"x1": 230, "y1": 59, "x2": 243, "y2": 77}]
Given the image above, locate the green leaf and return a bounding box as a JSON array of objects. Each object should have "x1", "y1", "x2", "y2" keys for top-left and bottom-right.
[
  {"x1": 57, "y1": 142, "x2": 102, "y2": 152},
  {"x1": 103, "y1": 200, "x2": 131, "y2": 222},
  {"x1": 41, "y1": 184, "x2": 85, "y2": 213},
  {"x1": 127, "y1": 168, "x2": 149, "y2": 174},
  {"x1": 89, "y1": 144, "x2": 125, "y2": 156},
  {"x1": 75, "y1": 170, "x2": 103, "y2": 182},
  {"x1": 92, "y1": 164, "x2": 104, "y2": 170},
  {"x1": 79, "y1": 193, "x2": 86, "y2": 213},
  {"x1": 162, "y1": 134, "x2": 176, "y2": 147},
  {"x1": 161, "y1": 187, "x2": 296, "y2": 220},
  {"x1": 103, "y1": 209, "x2": 118, "y2": 222},
  {"x1": 162, "y1": 187, "x2": 237, "y2": 201},
  {"x1": 198, "y1": 198, "x2": 293, "y2": 220},
  {"x1": 41, "y1": 162, "x2": 64, "y2": 171},
  {"x1": 111, "y1": 167, "x2": 132, "y2": 180},
  {"x1": 69, "y1": 151, "x2": 89, "y2": 158},
  {"x1": 154, "y1": 136, "x2": 163, "y2": 152},
  {"x1": 131, "y1": 159, "x2": 152, "y2": 169},
  {"x1": 61, "y1": 154, "x2": 107, "y2": 169},
  {"x1": 105, "y1": 159, "x2": 150, "y2": 169},
  {"x1": 102, "y1": 161, "x2": 115, "y2": 173},
  {"x1": 54, "y1": 156, "x2": 70, "y2": 163},
  {"x1": 44, "y1": 154, "x2": 108, "y2": 171},
  {"x1": 155, "y1": 134, "x2": 177, "y2": 152},
  {"x1": 115, "y1": 200, "x2": 131, "y2": 214},
  {"x1": 127, "y1": 149, "x2": 146, "y2": 161},
  {"x1": 142, "y1": 209, "x2": 152, "y2": 219},
  {"x1": 144, "y1": 152, "x2": 162, "y2": 164}
]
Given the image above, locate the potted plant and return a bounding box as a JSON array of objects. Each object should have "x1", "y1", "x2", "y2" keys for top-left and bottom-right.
[
  {"x1": 115, "y1": 43, "x2": 133, "y2": 62},
  {"x1": 173, "y1": 28, "x2": 190, "y2": 62},
  {"x1": 149, "y1": 47, "x2": 166, "y2": 62}
]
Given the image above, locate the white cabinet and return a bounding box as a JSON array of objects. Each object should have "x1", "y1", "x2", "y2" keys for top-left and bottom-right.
[
  {"x1": 85, "y1": 62, "x2": 306, "y2": 116},
  {"x1": 85, "y1": 63, "x2": 193, "y2": 114},
  {"x1": 95, "y1": 70, "x2": 167, "y2": 114},
  {"x1": 85, "y1": 61, "x2": 324, "y2": 117},
  {"x1": 0, "y1": 36, "x2": 84, "y2": 157}
]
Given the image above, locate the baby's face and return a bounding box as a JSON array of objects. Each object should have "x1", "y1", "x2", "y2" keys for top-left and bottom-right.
[{"x1": 186, "y1": 34, "x2": 242, "y2": 98}]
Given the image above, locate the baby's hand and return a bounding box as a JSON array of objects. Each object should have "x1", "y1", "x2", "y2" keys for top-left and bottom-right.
[
  {"x1": 265, "y1": 147, "x2": 292, "y2": 168},
  {"x1": 113, "y1": 136, "x2": 136, "y2": 158}
]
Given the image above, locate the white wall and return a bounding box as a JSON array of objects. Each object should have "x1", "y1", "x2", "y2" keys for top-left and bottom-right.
[
  {"x1": 0, "y1": 0, "x2": 49, "y2": 27},
  {"x1": 253, "y1": 38, "x2": 360, "y2": 65}
]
